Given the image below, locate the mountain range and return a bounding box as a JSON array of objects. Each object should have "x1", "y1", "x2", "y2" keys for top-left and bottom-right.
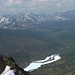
[
  {"x1": 0, "y1": 10, "x2": 75, "y2": 30},
  {"x1": 0, "y1": 10, "x2": 75, "y2": 75}
]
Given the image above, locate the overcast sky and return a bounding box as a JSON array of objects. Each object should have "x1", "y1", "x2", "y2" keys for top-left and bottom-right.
[{"x1": 0, "y1": 0, "x2": 75, "y2": 15}]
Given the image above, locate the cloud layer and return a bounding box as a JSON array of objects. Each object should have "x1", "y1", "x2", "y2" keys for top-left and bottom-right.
[{"x1": 0, "y1": 0, "x2": 75, "y2": 15}]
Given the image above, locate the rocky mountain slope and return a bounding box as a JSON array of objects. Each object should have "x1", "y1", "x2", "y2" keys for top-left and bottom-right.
[{"x1": 0, "y1": 55, "x2": 30, "y2": 75}]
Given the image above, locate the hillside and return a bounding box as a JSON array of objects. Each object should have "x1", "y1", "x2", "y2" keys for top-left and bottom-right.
[
  {"x1": 0, "y1": 23, "x2": 75, "y2": 75},
  {"x1": 30, "y1": 24, "x2": 75, "y2": 75},
  {"x1": 0, "y1": 29, "x2": 63, "y2": 66},
  {"x1": 0, "y1": 10, "x2": 75, "y2": 75}
]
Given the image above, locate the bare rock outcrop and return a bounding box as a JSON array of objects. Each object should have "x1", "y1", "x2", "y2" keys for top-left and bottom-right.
[{"x1": 0, "y1": 55, "x2": 30, "y2": 75}]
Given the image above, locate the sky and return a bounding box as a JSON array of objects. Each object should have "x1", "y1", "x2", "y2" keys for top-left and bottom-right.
[{"x1": 0, "y1": 0, "x2": 75, "y2": 15}]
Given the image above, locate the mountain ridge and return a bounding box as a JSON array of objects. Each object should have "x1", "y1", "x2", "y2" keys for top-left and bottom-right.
[
  {"x1": 0, "y1": 55, "x2": 30, "y2": 75},
  {"x1": 0, "y1": 10, "x2": 75, "y2": 30}
]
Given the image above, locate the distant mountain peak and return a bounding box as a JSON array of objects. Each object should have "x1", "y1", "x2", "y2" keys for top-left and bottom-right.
[{"x1": 0, "y1": 10, "x2": 75, "y2": 30}]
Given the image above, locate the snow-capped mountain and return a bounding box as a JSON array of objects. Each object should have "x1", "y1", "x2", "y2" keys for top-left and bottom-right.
[
  {"x1": 0, "y1": 10, "x2": 75, "y2": 30},
  {"x1": 29, "y1": 13, "x2": 50, "y2": 22},
  {"x1": 0, "y1": 13, "x2": 40, "y2": 30},
  {"x1": 0, "y1": 13, "x2": 50, "y2": 30},
  {"x1": 53, "y1": 10, "x2": 75, "y2": 21}
]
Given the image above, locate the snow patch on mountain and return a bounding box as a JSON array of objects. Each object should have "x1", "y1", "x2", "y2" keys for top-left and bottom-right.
[
  {"x1": 54, "y1": 16, "x2": 70, "y2": 21},
  {"x1": 24, "y1": 54, "x2": 61, "y2": 72},
  {"x1": 1, "y1": 66, "x2": 15, "y2": 75}
]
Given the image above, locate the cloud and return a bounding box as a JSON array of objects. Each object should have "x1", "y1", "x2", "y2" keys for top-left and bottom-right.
[
  {"x1": 0, "y1": 0, "x2": 75, "y2": 15},
  {"x1": 9, "y1": 7, "x2": 16, "y2": 11},
  {"x1": 1, "y1": 0, "x2": 22, "y2": 6},
  {"x1": 57, "y1": 3, "x2": 62, "y2": 8},
  {"x1": 5, "y1": 0, "x2": 14, "y2": 6}
]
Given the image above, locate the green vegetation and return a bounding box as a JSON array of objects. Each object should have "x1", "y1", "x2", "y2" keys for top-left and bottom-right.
[
  {"x1": 0, "y1": 22, "x2": 75, "y2": 75},
  {"x1": 0, "y1": 29, "x2": 63, "y2": 66}
]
